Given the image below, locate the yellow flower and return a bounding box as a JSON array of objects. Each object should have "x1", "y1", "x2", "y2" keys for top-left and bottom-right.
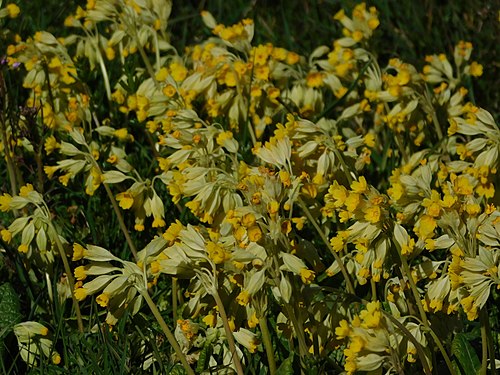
[
  {"x1": 116, "y1": 192, "x2": 134, "y2": 209},
  {"x1": 44, "y1": 166, "x2": 58, "y2": 179},
  {"x1": 246, "y1": 312, "x2": 259, "y2": 329},
  {"x1": 19, "y1": 184, "x2": 34, "y2": 197},
  {"x1": 0, "y1": 193, "x2": 12, "y2": 212},
  {"x1": 152, "y1": 217, "x2": 166, "y2": 228},
  {"x1": 162, "y1": 85, "x2": 177, "y2": 97},
  {"x1": 1, "y1": 229, "x2": 12, "y2": 243},
  {"x1": 206, "y1": 241, "x2": 230, "y2": 264},
  {"x1": 415, "y1": 215, "x2": 436, "y2": 240},
  {"x1": 59, "y1": 173, "x2": 71, "y2": 186},
  {"x1": 44, "y1": 135, "x2": 60, "y2": 155},
  {"x1": 74, "y1": 287, "x2": 87, "y2": 301},
  {"x1": 6, "y1": 3, "x2": 21, "y2": 18},
  {"x1": 236, "y1": 290, "x2": 251, "y2": 306},
  {"x1": 18, "y1": 244, "x2": 29, "y2": 253},
  {"x1": 96, "y1": 293, "x2": 110, "y2": 307},
  {"x1": 247, "y1": 225, "x2": 262, "y2": 242},
  {"x1": 345, "y1": 193, "x2": 360, "y2": 212},
  {"x1": 240, "y1": 213, "x2": 256, "y2": 228},
  {"x1": 360, "y1": 301, "x2": 382, "y2": 328},
  {"x1": 72, "y1": 243, "x2": 85, "y2": 261},
  {"x1": 454, "y1": 175, "x2": 474, "y2": 195},
  {"x1": 306, "y1": 72, "x2": 323, "y2": 88},
  {"x1": 52, "y1": 353, "x2": 61, "y2": 365},
  {"x1": 169, "y1": 62, "x2": 188, "y2": 82},
  {"x1": 469, "y1": 62, "x2": 483, "y2": 77},
  {"x1": 114, "y1": 128, "x2": 130, "y2": 141},
  {"x1": 335, "y1": 319, "x2": 351, "y2": 339},
  {"x1": 74, "y1": 266, "x2": 87, "y2": 281},
  {"x1": 105, "y1": 47, "x2": 115, "y2": 61},
  {"x1": 300, "y1": 268, "x2": 315, "y2": 284},
  {"x1": 202, "y1": 312, "x2": 217, "y2": 328},
  {"x1": 267, "y1": 200, "x2": 280, "y2": 215},
  {"x1": 351, "y1": 176, "x2": 368, "y2": 193},
  {"x1": 163, "y1": 220, "x2": 183, "y2": 243},
  {"x1": 401, "y1": 238, "x2": 415, "y2": 256},
  {"x1": 364, "y1": 205, "x2": 381, "y2": 224}
]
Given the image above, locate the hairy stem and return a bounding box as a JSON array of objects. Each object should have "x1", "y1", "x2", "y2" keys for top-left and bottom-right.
[
  {"x1": 141, "y1": 290, "x2": 195, "y2": 375},
  {"x1": 47, "y1": 221, "x2": 84, "y2": 333},
  {"x1": 382, "y1": 311, "x2": 432, "y2": 375},
  {"x1": 259, "y1": 316, "x2": 277, "y2": 375},
  {"x1": 172, "y1": 277, "x2": 178, "y2": 322},
  {"x1": 427, "y1": 327, "x2": 456, "y2": 375},
  {"x1": 212, "y1": 291, "x2": 244, "y2": 375},
  {"x1": 102, "y1": 182, "x2": 138, "y2": 261},
  {"x1": 298, "y1": 198, "x2": 355, "y2": 294},
  {"x1": 398, "y1": 248, "x2": 456, "y2": 375}
]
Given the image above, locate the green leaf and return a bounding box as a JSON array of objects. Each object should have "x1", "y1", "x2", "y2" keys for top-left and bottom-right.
[
  {"x1": 452, "y1": 333, "x2": 481, "y2": 375},
  {"x1": 196, "y1": 342, "x2": 212, "y2": 373},
  {"x1": 169, "y1": 364, "x2": 187, "y2": 375},
  {"x1": 276, "y1": 355, "x2": 294, "y2": 375},
  {"x1": 0, "y1": 282, "x2": 22, "y2": 333},
  {"x1": 0, "y1": 282, "x2": 23, "y2": 365}
]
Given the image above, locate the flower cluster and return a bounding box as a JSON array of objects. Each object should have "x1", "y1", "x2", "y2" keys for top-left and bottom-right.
[{"x1": 1, "y1": 1, "x2": 497, "y2": 373}]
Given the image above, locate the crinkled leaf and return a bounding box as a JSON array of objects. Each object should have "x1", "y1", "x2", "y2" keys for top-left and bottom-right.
[
  {"x1": 276, "y1": 355, "x2": 294, "y2": 375},
  {"x1": 452, "y1": 333, "x2": 480, "y2": 375}
]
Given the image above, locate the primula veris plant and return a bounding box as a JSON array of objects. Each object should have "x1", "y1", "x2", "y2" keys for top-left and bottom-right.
[{"x1": 0, "y1": 1, "x2": 498, "y2": 374}]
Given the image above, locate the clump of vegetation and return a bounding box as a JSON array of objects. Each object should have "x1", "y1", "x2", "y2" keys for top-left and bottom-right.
[{"x1": 1, "y1": 1, "x2": 498, "y2": 374}]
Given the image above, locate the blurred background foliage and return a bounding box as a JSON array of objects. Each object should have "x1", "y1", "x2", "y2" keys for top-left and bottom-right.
[
  {"x1": 169, "y1": 0, "x2": 498, "y2": 115},
  {"x1": 5, "y1": 0, "x2": 498, "y2": 114}
]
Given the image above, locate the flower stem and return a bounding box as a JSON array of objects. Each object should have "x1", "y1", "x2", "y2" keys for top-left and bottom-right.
[
  {"x1": 381, "y1": 310, "x2": 432, "y2": 375},
  {"x1": 172, "y1": 277, "x2": 178, "y2": 322},
  {"x1": 481, "y1": 310, "x2": 488, "y2": 375},
  {"x1": 298, "y1": 198, "x2": 355, "y2": 294},
  {"x1": 259, "y1": 316, "x2": 277, "y2": 375},
  {"x1": 398, "y1": 247, "x2": 456, "y2": 375},
  {"x1": 47, "y1": 221, "x2": 84, "y2": 333},
  {"x1": 102, "y1": 182, "x2": 138, "y2": 261},
  {"x1": 136, "y1": 37, "x2": 159, "y2": 90},
  {"x1": 427, "y1": 327, "x2": 456, "y2": 375},
  {"x1": 141, "y1": 290, "x2": 195, "y2": 375},
  {"x1": 399, "y1": 254, "x2": 428, "y2": 326},
  {"x1": 92, "y1": 37, "x2": 112, "y2": 102},
  {"x1": 212, "y1": 291, "x2": 244, "y2": 375}
]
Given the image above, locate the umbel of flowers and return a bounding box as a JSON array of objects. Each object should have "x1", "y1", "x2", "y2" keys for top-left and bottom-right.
[{"x1": 0, "y1": 1, "x2": 498, "y2": 374}]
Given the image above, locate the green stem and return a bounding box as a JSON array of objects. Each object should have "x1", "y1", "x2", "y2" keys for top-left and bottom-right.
[
  {"x1": 93, "y1": 38, "x2": 112, "y2": 102},
  {"x1": 172, "y1": 278, "x2": 178, "y2": 322},
  {"x1": 270, "y1": 256, "x2": 309, "y2": 358},
  {"x1": 298, "y1": 198, "x2": 355, "y2": 294},
  {"x1": 398, "y1": 246, "x2": 456, "y2": 375},
  {"x1": 425, "y1": 88, "x2": 444, "y2": 141},
  {"x1": 479, "y1": 307, "x2": 495, "y2": 375},
  {"x1": 431, "y1": 109, "x2": 444, "y2": 141},
  {"x1": 332, "y1": 149, "x2": 354, "y2": 185},
  {"x1": 399, "y1": 253, "x2": 428, "y2": 327},
  {"x1": 259, "y1": 316, "x2": 277, "y2": 375},
  {"x1": 481, "y1": 311, "x2": 488, "y2": 375},
  {"x1": 136, "y1": 39, "x2": 159, "y2": 90},
  {"x1": 47, "y1": 221, "x2": 84, "y2": 333},
  {"x1": 141, "y1": 290, "x2": 195, "y2": 375},
  {"x1": 382, "y1": 311, "x2": 432, "y2": 375},
  {"x1": 212, "y1": 292, "x2": 244, "y2": 375},
  {"x1": 102, "y1": 182, "x2": 138, "y2": 261},
  {"x1": 428, "y1": 328, "x2": 456, "y2": 375},
  {"x1": 370, "y1": 278, "x2": 377, "y2": 301}
]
